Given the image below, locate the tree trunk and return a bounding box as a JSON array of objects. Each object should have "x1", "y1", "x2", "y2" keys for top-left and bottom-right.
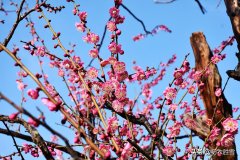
[{"x1": 189, "y1": 32, "x2": 237, "y2": 160}]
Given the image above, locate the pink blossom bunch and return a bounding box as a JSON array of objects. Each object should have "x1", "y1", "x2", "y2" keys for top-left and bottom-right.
[
  {"x1": 162, "y1": 145, "x2": 175, "y2": 157},
  {"x1": 83, "y1": 32, "x2": 100, "y2": 44},
  {"x1": 211, "y1": 53, "x2": 225, "y2": 64},
  {"x1": 133, "y1": 24, "x2": 171, "y2": 42},
  {"x1": 213, "y1": 36, "x2": 234, "y2": 54}
]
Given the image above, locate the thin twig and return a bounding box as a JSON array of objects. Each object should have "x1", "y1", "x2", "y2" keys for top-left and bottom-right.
[
  {"x1": 2, "y1": 121, "x2": 25, "y2": 160},
  {"x1": 195, "y1": 0, "x2": 207, "y2": 14},
  {"x1": 86, "y1": 17, "x2": 112, "y2": 68},
  {"x1": 120, "y1": 4, "x2": 151, "y2": 34},
  {"x1": 154, "y1": 0, "x2": 177, "y2": 4}
]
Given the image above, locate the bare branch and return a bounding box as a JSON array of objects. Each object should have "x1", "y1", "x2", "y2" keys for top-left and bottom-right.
[
  {"x1": 2, "y1": 121, "x2": 25, "y2": 160},
  {"x1": 195, "y1": 0, "x2": 207, "y2": 14},
  {"x1": 0, "y1": 92, "x2": 80, "y2": 159},
  {"x1": 0, "y1": 128, "x2": 87, "y2": 158},
  {"x1": 120, "y1": 4, "x2": 151, "y2": 34},
  {"x1": 154, "y1": 0, "x2": 177, "y2": 4},
  {"x1": 0, "y1": 115, "x2": 54, "y2": 160}
]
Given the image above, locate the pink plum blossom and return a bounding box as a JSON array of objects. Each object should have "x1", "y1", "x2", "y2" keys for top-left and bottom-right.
[
  {"x1": 163, "y1": 87, "x2": 177, "y2": 101},
  {"x1": 107, "y1": 21, "x2": 117, "y2": 32},
  {"x1": 89, "y1": 49, "x2": 99, "y2": 58},
  {"x1": 220, "y1": 133, "x2": 234, "y2": 147},
  {"x1": 28, "y1": 118, "x2": 39, "y2": 127},
  {"x1": 27, "y1": 89, "x2": 39, "y2": 99},
  {"x1": 9, "y1": 112, "x2": 19, "y2": 120},
  {"x1": 162, "y1": 145, "x2": 175, "y2": 157},
  {"x1": 87, "y1": 67, "x2": 98, "y2": 79},
  {"x1": 109, "y1": 7, "x2": 119, "y2": 18},
  {"x1": 112, "y1": 100, "x2": 124, "y2": 113},
  {"x1": 222, "y1": 117, "x2": 238, "y2": 133},
  {"x1": 75, "y1": 22, "x2": 85, "y2": 32},
  {"x1": 215, "y1": 88, "x2": 222, "y2": 97},
  {"x1": 41, "y1": 98, "x2": 58, "y2": 111}
]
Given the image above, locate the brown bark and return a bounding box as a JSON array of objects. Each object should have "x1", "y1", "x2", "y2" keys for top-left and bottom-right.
[
  {"x1": 189, "y1": 32, "x2": 237, "y2": 160},
  {"x1": 224, "y1": 0, "x2": 240, "y2": 81}
]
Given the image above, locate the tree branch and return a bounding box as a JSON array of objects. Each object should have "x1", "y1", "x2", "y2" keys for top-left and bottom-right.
[
  {"x1": 2, "y1": 121, "x2": 25, "y2": 160},
  {"x1": 0, "y1": 92, "x2": 80, "y2": 159},
  {"x1": 2, "y1": 1, "x2": 45, "y2": 47},
  {"x1": 0, "y1": 128, "x2": 87, "y2": 158},
  {"x1": 127, "y1": 139, "x2": 154, "y2": 160},
  {"x1": 120, "y1": 4, "x2": 151, "y2": 34},
  {"x1": 195, "y1": 0, "x2": 207, "y2": 14},
  {"x1": 0, "y1": 115, "x2": 54, "y2": 160}
]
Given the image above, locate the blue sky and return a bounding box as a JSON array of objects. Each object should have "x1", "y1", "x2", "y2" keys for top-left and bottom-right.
[{"x1": 0, "y1": 0, "x2": 239, "y2": 159}]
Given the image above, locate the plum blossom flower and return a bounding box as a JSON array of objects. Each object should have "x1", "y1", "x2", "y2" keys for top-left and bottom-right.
[
  {"x1": 107, "y1": 116, "x2": 118, "y2": 133},
  {"x1": 213, "y1": 36, "x2": 234, "y2": 54},
  {"x1": 121, "y1": 143, "x2": 132, "y2": 159},
  {"x1": 209, "y1": 126, "x2": 220, "y2": 142},
  {"x1": 9, "y1": 112, "x2": 19, "y2": 120},
  {"x1": 187, "y1": 85, "x2": 196, "y2": 94},
  {"x1": 162, "y1": 145, "x2": 175, "y2": 157},
  {"x1": 102, "y1": 81, "x2": 114, "y2": 94},
  {"x1": 108, "y1": 42, "x2": 121, "y2": 54},
  {"x1": 109, "y1": 7, "x2": 119, "y2": 18},
  {"x1": 27, "y1": 89, "x2": 39, "y2": 99},
  {"x1": 112, "y1": 100, "x2": 124, "y2": 113},
  {"x1": 107, "y1": 21, "x2": 116, "y2": 32},
  {"x1": 75, "y1": 22, "x2": 85, "y2": 32},
  {"x1": 163, "y1": 87, "x2": 177, "y2": 101},
  {"x1": 115, "y1": 87, "x2": 127, "y2": 101},
  {"x1": 78, "y1": 12, "x2": 87, "y2": 21},
  {"x1": 83, "y1": 32, "x2": 99, "y2": 44},
  {"x1": 169, "y1": 104, "x2": 178, "y2": 111},
  {"x1": 215, "y1": 88, "x2": 222, "y2": 97},
  {"x1": 16, "y1": 80, "x2": 27, "y2": 90},
  {"x1": 222, "y1": 117, "x2": 238, "y2": 133},
  {"x1": 133, "y1": 34, "x2": 145, "y2": 41},
  {"x1": 167, "y1": 121, "x2": 182, "y2": 138},
  {"x1": 211, "y1": 54, "x2": 225, "y2": 64},
  {"x1": 35, "y1": 46, "x2": 45, "y2": 56},
  {"x1": 158, "y1": 25, "x2": 172, "y2": 33},
  {"x1": 113, "y1": 61, "x2": 126, "y2": 74},
  {"x1": 87, "y1": 67, "x2": 98, "y2": 79},
  {"x1": 28, "y1": 118, "x2": 39, "y2": 127},
  {"x1": 173, "y1": 69, "x2": 184, "y2": 79},
  {"x1": 58, "y1": 69, "x2": 64, "y2": 77},
  {"x1": 220, "y1": 133, "x2": 234, "y2": 147},
  {"x1": 41, "y1": 98, "x2": 58, "y2": 111},
  {"x1": 89, "y1": 49, "x2": 99, "y2": 58}
]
